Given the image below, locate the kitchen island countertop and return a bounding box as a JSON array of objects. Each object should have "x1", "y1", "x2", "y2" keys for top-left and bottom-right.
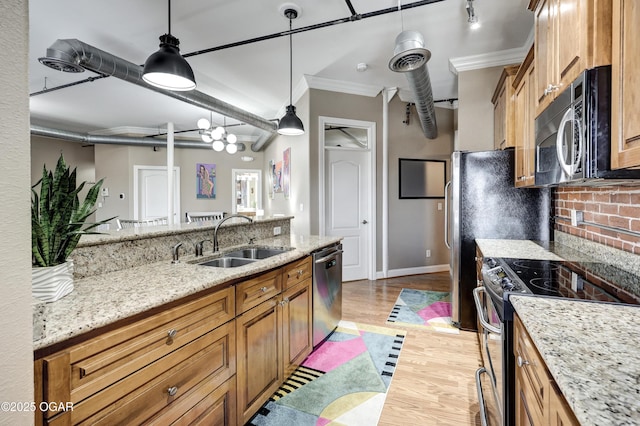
[
  {"x1": 33, "y1": 234, "x2": 340, "y2": 351},
  {"x1": 511, "y1": 295, "x2": 640, "y2": 426}
]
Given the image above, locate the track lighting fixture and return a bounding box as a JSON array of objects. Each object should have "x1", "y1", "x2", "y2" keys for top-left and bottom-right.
[
  {"x1": 143, "y1": 0, "x2": 196, "y2": 91},
  {"x1": 466, "y1": 0, "x2": 480, "y2": 29},
  {"x1": 277, "y1": 7, "x2": 305, "y2": 136}
]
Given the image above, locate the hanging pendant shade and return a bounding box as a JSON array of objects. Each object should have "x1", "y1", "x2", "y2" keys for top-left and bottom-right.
[
  {"x1": 142, "y1": 0, "x2": 196, "y2": 91},
  {"x1": 278, "y1": 105, "x2": 304, "y2": 135},
  {"x1": 278, "y1": 8, "x2": 304, "y2": 136}
]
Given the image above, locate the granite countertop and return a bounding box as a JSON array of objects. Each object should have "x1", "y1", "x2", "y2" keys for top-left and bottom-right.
[
  {"x1": 475, "y1": 238, "x2": 596, "y2": 262},
  {"x1": 33, "y1": 234, "x2": 340, "y2": 351},
  {"x1": 511, "y1": 296, "x2": 640, "y2": 426}
]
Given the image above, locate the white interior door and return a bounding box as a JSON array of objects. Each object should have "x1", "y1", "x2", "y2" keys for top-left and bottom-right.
[
  {"x1": 134, "y1": 166, "x2": 180, "y2": 221},
  {"x1": 325, "y1": 149, "x2": 370, "y2": 281}
]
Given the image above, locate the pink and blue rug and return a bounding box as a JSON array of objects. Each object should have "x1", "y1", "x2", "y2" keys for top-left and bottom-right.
[
  {"x1": 386, "y1": 288, "x2": 459, "y2": 334},
  {"x1": 248, "y1": 321, "x2": 406, "y2": 426}
]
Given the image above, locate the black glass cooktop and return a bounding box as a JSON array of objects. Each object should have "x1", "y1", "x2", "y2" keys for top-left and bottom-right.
[{"x1": 499, "y1": 258, "x2": 640, "y2": 305}]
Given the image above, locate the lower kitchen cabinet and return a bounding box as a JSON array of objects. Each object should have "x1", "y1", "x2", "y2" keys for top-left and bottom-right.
[
  {"x1": 282, "y1": 278, "x2": 313, "y2": 377},
  {"x1": 235, "y1": 295, "x2": 283, "y2": 425},
  {"x1": 514, "y1": 314, "x2": 578, "y2": 426},
  {"x1": 35, "y1": 255, "x2": 316, "y2": 426}
]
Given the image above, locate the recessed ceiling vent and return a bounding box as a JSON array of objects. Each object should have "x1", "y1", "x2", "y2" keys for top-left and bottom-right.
[{"x1": 389, "y1": 30, "x2": 438, "y2": 139}]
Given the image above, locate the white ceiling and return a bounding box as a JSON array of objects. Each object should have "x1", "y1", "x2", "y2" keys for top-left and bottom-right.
[{"x1": 28, "y1": 0, "x2": 533, "y2": 142}]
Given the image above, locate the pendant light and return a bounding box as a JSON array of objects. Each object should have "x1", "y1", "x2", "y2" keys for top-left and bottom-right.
[
  {"x1": 277, "y1": 8, "x2": 305, "y2": 136},
  {"x1": 142, "y1": 0, "x2": 196, "y2": 91}
]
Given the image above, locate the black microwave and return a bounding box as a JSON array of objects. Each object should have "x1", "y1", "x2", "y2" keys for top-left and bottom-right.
[{"x1": 534, "y1": 65, "x2": 640, "y2": 186}]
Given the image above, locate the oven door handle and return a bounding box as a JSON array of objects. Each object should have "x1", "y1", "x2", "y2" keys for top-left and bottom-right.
[
  {"x1": 475, "y1": 367, "x2": 490, "y2": 426},
  {"x1": 473, "y1": 287, "x2": 501, "y2": 335}
]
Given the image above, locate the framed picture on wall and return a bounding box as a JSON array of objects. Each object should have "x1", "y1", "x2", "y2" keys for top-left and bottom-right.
[
  {"x1": 398, "y1": 158, "x2": 446, "y2": 199},
  {"x1": 283, "y1": 147, "x2": 291, "y2": 199},
  {"x1": 196, "y1": 163, "x2": 216, "y2": 199}
]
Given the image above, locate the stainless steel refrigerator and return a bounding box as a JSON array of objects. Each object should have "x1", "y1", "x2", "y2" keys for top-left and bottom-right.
[{"x1": 446, "y1": 149, "x2": 552, "y2": 331}]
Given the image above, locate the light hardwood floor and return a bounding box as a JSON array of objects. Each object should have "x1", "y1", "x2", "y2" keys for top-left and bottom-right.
[{"x1": 342, "y1": 272, "x2": 484, "y2": 425}]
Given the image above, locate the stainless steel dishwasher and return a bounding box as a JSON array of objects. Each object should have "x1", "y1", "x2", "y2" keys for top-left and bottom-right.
[{"x1": 312, "y1": 243, "x2": 343, "y2": 347}]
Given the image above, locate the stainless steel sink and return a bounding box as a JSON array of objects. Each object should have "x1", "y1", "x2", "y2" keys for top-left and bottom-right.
[
  {"x1": 224, "y1": 247, "x2": 292, "y2": 259},
  {"x1": 194, "y1": 246, "x2": 292, "y2": 268},
  {"x1": 197, "y1": 257, "x2": 257, "y2": 268}
]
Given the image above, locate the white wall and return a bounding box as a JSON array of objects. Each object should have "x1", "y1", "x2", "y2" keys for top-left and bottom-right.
[
  {"x1": 0, "y1": 0, "x2": 35, "y2": 424},
  {"x1": 263, "y1": 91, "x2": 311, "y2": 236},
  {"x1": 457, "y1": 66, "x2": 504, "y2": 152}
]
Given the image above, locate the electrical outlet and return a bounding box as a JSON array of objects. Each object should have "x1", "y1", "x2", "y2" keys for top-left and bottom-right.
[
  {"x1": 426, "y1": 249, "x2": 431, "y2": 258},
  {"x1": 273, "y1": 226, "x2": 282, "y2": 236},
  {"x1": 437, "y1": 202, "x2": 442, "y2": 211},
  {"x1": 570, "y1": 210, "x2": 583, "y2": 226}
]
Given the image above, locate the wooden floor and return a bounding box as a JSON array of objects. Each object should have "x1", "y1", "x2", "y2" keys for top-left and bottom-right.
[{"x1": 342, "y1": 272, "x2": 484, "y2": 426}]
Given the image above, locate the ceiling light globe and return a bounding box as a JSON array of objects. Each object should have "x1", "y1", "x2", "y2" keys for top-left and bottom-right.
[
  {"x1": 197, "y1": 118, "x2": 210, "y2": 130},
  {"x1": 212, "y1": 140, "x2": 225, "y2": 152},
  {"x1": 225, "y1": 143, "x2": 238, "y2": 154},
  {"x1": 226, "y1": 133, "x2": 237, "y2": 144},
  {"x1": 212, "y1": 127, "x2": 224, "y2": 140},
  {"x1": 201, "y1": 132, "x2": 213, "y2": 143}
]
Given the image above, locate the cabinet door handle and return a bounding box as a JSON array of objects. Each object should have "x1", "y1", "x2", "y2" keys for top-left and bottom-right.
[
  {"x1": 260, "y1": 286, "x2": 268, "y2": 292},
  {"x1": 167, "y1": 386, "x2": 178, "y2": 396},
  {"x1": 544, "y1": 84, "x2": 559, "y2": 96},
  {"x1": 166, "y1": 329, "x2": 177, "y2": 344},
  {"x1": 297, "y1": 269, "x2": 304, "y2": 277},
  {"x1": 517, "y1": 355, "x2": 530, "y2": 368}
]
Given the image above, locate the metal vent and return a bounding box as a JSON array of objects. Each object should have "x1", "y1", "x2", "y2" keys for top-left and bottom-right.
[
  {"x1": 38, "y1": 58, "x2": 84, "y2": 73},
  {"x1": 389, "y1": 30, "x2": 438, "y2": 139}
]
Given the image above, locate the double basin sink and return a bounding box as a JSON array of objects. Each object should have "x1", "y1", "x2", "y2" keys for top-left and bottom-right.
[{"x1": 193, "y1": 246, "x2": 293, "y2": 268}]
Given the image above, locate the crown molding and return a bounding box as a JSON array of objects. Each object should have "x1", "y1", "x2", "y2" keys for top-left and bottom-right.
[
  {"x1": 304, "y1": 75, "x2": 382, "y2": 98},
  {"x1": 448, "y1": 45, "x2": 529, "y2": 75}
]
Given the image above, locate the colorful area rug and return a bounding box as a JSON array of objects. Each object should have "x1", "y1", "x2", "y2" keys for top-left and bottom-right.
[
  {"x1": 386, "y1": 288, "x2": 459, "y2": 334},
  {"x1": 248, "y1": 321, "x2": 406, "y2": 426}
]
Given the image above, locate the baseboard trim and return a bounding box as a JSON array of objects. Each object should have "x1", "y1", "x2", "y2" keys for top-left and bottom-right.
[{"x1": 376, "y1": 264, "x2": 450, "y2": 280}]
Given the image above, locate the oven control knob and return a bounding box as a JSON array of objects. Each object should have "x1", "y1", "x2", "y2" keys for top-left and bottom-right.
[
  {"x1": 486, "y1": 258, "x2": 497, "y2": 268},
  {"x1": 501, "y1": 277, "x2": 514, "y2": 290}
]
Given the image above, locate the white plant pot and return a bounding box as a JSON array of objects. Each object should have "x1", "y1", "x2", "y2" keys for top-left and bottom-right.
[{"x1": 32, "y1": 260, "x2": 74, "y2": 302}]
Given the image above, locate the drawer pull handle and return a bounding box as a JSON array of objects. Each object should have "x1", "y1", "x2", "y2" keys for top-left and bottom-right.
[
  {"x1": 297, "y1": 269, "x2": 304, "y2": 277},
  {"x1": 167, "y1": 386, "x2": 178, "y2": 396},
  {"x1": 260, "y1": 286, "x2": 268, "y2": 292},
  {"x1": 166, "y1": 329, "x2": 178, "y2": 344},
  {"x1": 517, "y1": 356, "x2": 529, "y2": 368}
]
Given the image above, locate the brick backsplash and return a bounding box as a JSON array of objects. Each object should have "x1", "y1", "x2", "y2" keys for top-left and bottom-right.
[{"x1": 554, "y1": 185, "x2": 640, "y2": 254}]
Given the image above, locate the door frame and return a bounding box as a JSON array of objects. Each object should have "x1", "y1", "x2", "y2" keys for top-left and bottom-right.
[
  {"x1": 133, "y1": 165, "x2": 181, "y2": 221},
  {"x1": 318, "y1": 116, "x2": 376, "y2": 281}
]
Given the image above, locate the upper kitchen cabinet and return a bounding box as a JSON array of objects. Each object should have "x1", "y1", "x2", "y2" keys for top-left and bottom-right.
[
  {"x1": 611, "y1": 0, "x2": 640, "y2": 169},
  {"x1": 529, "y1": 0, "x2": 612, "y2": 116},
  {"x1": 492, "y1": 65, "x2": 520, "y2": 150},
  {"x1": 513, "y1": 46, "x2": 536, "y2": 187}
]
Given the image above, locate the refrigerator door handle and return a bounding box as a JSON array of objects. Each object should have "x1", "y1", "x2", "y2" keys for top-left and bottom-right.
[{"x1": 444, "y1": 180, "x2": 452, "y2": 249}]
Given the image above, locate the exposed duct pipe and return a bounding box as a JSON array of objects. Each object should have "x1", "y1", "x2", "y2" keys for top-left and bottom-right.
[
  {"x1": 30, "y1": 125, "x2": 246, "y2": 151},
  {"x1": 389, "y1": 30, "x2": 438, "y2": 139},
  {"x1": 38, "y1": 39, "x2": 276, "y2": 151}
]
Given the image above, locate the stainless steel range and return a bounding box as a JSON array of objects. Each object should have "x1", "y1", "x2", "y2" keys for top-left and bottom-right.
[{"x1": 475, "y1": 255, "x2": 640, "y2": 426}]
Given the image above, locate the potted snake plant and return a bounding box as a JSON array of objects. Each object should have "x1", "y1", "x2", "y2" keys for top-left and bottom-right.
[{"x1": 31, "y1": 154, "x2": 111, "y2": 302}]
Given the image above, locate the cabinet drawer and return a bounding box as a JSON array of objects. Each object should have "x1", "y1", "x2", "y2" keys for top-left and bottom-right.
[
  {"x1": 283, "y1": 256, "x2": 312, "y2": 290},
  {"x1": 50, "y1": 320, "x2": 236, "y2": 425},
  {"x1": 514, "y1": 315, "x2": 549, "y2": 418},
  {"x1": 42, "y1": 287, "x2": 234, "y2": 417},
  {"x1": 147, "y1": 376, "x2": 236, "y2": 426},
  {"x1": 235, "y1": 269, "x2": 281, "y2": 314}
]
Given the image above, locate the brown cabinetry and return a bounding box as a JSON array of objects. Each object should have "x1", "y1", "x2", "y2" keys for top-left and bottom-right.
[
  {"x1": 530, "y1": 0, "x2": 612, "y2": 116},
  {"x1": 492, "y1": 65, "x2": 520, "y2": 150},
  {"x1": 611, "y1": 0, "x2": 640, "y2": 169},
  {"x1": 513, "y1": 46, "x2": 537, "y2": 187},
  {"x1": 236, "y1": 257, "x2": 313, "y2": 425},
  {"x1": 514, "y1": 314, "x2": 579, "y2": 426},
  {"x1": 35, "y1": 287, "x2": 236, "y2": 425},
  {"x1": 35, "y1": 253, "x2": 317, "y2": 426}
]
